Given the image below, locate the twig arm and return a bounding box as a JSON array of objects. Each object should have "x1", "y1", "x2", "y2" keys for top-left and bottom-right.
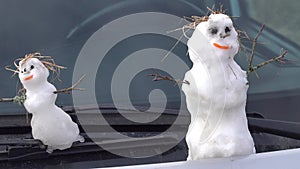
[
  {"x1": 53, "y1": 74, "x2": 86, "y2": 94},
  {"x1": 1, "y1": 75, "x2": 86, "y2": 103},
  {"x1": 147, "y1": 69, "x2": 190, "y2": 85},
  {"x1": 248, "y1": 50, "x2": 288, "y2": 74},
  {"x1": 247, "y1": 24, "x2": 265, "y2": 73},
  {"x1": 0, "y1": 98, "x2": 14, "y2": 102},
  {"x1": 0, "y1": 95, "x2": 26, "y2": 105}
]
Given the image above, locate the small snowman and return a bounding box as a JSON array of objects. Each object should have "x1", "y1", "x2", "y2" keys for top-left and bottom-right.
[
  {"x1": 182, "y1": 13, "x2": 255, "y2": 160},
  {"x1": 16, "y1": 53, "x2": 84, "y2": 153}
]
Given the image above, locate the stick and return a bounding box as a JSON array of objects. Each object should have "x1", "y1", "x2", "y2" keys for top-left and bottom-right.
[
  {"x1": 54, "y1": 74, "x2": 86, "y2": 94},
  {"x1": 0, "y1": 95, "x2": 26, "y2": 104},
  {"x1": 147, "y1": 69, "x2": 190, "y2": 85},
  {"x1": 247, "y1": 24, "x2": 265, "y2": 73},
  {"x1": 1, "y1": 75, "x2": 86, "y2": 103},
  {"x1": 0, "y1": 96, "x2": 29, "y2": 124},
  {"x1": 161, "y1": 32, "x2": 185, "y2": 62},
  {"x1": 0, "y1": 98, "x2": 14, "y2": 102},
  {"x1": 246, "y1": 24, "x2": 289, "y2": 75},
  {"x1": 248, "y1": 50, "x2": 288, "y2": 73}
]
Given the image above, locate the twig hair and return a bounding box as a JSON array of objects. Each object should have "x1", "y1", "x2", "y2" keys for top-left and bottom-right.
[{"x1": 6, "y1": 52, "x2": 66, "y2": 82}]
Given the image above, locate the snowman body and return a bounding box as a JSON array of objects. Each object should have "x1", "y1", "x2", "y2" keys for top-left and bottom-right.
[
  {"x1": 182, "y1": 14, "x2": 255, "y2": 160},
  {"x1": 18, "y1": 58, "x2": 84, "y2": 153}
]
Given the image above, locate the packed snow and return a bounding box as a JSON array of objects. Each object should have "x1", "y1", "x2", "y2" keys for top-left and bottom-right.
[{"x1": 182, "y1": 13, "x2": 255, "y2": 160}]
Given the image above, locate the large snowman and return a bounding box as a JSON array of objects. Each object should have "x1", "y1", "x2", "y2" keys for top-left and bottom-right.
[
  {"x1": 182, "y1": 13, "x2": 255, "y2": 160},
  {"x1": 18, "y1": 56, "x2": 84, "y2": 153}
]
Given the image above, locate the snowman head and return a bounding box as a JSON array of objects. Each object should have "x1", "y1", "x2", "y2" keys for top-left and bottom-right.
[
  {"x1": 196, "y1": 13, "x2": 239, "y2": 59},
  {"x1": 18, "y1": 57, "x2": 49, "y2": 87},
  {"x1": 5, "y1": 52, "x2": 65, "y2": 90}
]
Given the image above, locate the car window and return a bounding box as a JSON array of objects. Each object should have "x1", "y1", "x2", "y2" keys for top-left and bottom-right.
[
  {"x1": 237, "y1": 0, "x2": 300, "y2": 122},
  {"x1": 0, "y1": 0, "x2": 300, "y2": 123},
  {"x1": 1, "y1": 1, "x2": 300, "y2": 168},
  {"x1": 0, "y1": 0, "x2": 210, "y2": 115},
  {"x1": 246, "y1": 0, "x2": 300, "y2": 46}
]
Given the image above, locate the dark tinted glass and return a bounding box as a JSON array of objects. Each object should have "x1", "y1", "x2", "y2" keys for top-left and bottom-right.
[{"x1": 0, "y1": 0, "x2": 299, "y2": 125}]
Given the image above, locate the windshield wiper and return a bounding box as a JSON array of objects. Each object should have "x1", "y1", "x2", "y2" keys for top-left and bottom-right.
[
  {"x1": 1, "y1": 105, "x2": 300, "y2": 162},
  {"x1": 248, "y1": 117, "x2": 300, "y2": 140},
  {"x1": 0, "y1": 105, "x2": 188, "y2": 162},
  {"x1": 0, "y1": 133, "x2": 181, "y2": 162}
]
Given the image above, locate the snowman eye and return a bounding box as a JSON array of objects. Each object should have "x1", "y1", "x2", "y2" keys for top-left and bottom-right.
[
  {"x1": 30, "y1": 65, "x2": 34, "y2": 70},
  {"x1": 225, "y1": 27, "x2": 231, "y2": 33},
  {"x1": 210, "y1": 27, "x2": 218, "y2": 35},
  {"x1": 23, "y1": 68, "x2": 27, "y2": 73}
]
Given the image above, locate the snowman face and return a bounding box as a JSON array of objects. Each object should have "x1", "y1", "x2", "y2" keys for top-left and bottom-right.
[
  {"x1": 197, "y1": 13, "x2": 239, "y2": 57},
  {"x1": 18, "y1": 58, "x2": 49, "y2": 85}
]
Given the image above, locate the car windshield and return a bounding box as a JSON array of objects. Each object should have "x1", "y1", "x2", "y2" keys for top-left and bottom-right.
[
  {"x1": 0, "y1": 0, "x2": 300, "y2": 167},
  {"x1": 0, "y1": 0, "x2": 299, "y2": 119},
  {"x1": 246, "y1": 0, "x2": 300, "y2": 47},
  {"x1": 241, "y1": 0, "x2": 300, "y2": 122}
]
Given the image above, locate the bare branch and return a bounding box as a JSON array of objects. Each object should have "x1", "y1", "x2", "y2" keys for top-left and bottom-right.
[
  {"x1": 54, "y1": 74, "x2": 86, "y2": 94},
  {"x1": 0, "y1": 98, "x2": 14, "y2": 102},
  {"x1": 161, "y1": 32, "x2": 185, "y2": 62},
  {"x1": 247, "y1": 24, "x2": 265, "y2": 73},
  {"x1": 147, "y1": 69, "x2": 190, "y2": 85},
  {"x1": 1, "y1": 75, "x2": 86, "y2": 104},
  {"x1": 0, "y1": 95, "x2": 26, "y2": 105},
  {"x1": 248, "y1": 50, "x2": 288, "y2": 74},
  {"x1": 0, "y1": 95, "x2": 28, "y2": 124},
  {"x1": 237, "y1": 23, "x2": 289, "y2": 77}
]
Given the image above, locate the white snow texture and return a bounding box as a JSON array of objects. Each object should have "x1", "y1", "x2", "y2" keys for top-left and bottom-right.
[
  {"x1": 182, "y1": 13, "x2": 255, "y2": 160},
  {"x1": 18, "y1": 58, "x2": 84, "y2": 153}
]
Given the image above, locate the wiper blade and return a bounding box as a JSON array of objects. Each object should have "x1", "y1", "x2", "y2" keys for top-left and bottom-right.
[
  {"x1": 62, "y1": 104, "x2": 188, "y2": 116},
  {"x1": 2, "y1": 105, "x2": 300, "y2": 162},
  {"x1": 248, "y1": 117, "x2": 300, "y2": 140},
  {"x1": 0, "y1": 133, "x2": 181, "y2": 162},
  {"x1": 0, "y1": 138, "x2": 42, "y2": 146}
]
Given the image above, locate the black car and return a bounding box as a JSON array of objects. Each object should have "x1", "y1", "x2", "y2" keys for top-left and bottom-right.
[{"x1": 0, "y1": 0, "x2": 300, "y2": 168}]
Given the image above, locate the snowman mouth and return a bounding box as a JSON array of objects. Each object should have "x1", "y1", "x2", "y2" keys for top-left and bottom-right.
[
  {"x1": 213, "y1": 43, "x2": 230, "y2": 50},
  {"x1": 24, "y1": 75, "x2": 33, "y2": 81}
]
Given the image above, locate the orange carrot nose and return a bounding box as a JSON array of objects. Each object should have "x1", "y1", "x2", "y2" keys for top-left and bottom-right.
[
  {"x1": 25, "y1": 75, "x2": 33, "y2": 81},
  {"x1": 213, "y1": 43, "x2": 230, "y2": 50}
]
